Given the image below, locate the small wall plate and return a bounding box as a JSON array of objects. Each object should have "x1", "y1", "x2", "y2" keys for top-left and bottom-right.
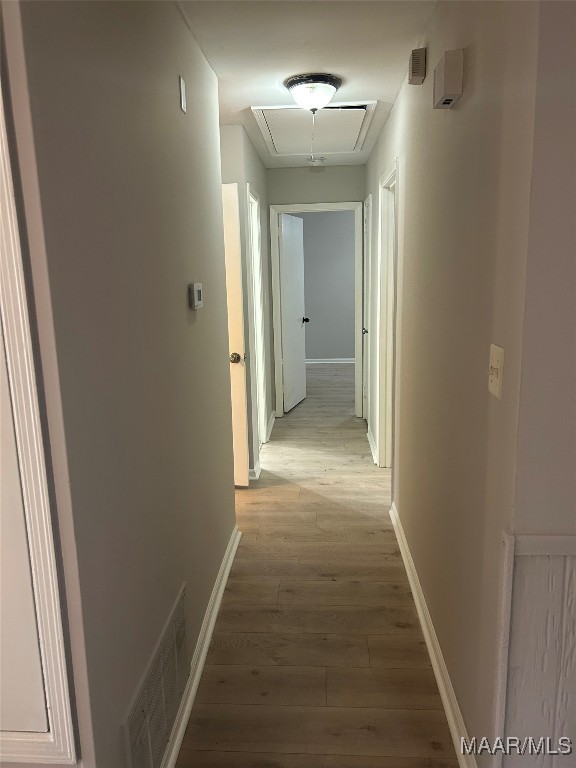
[{"x1": 188, "y1": 282, "x2": 203, "y2": 309}]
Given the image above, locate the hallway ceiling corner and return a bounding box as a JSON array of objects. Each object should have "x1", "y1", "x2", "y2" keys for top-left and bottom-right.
[{"x1": 180, "y1": 1, "x2": 437, "y2": 168}]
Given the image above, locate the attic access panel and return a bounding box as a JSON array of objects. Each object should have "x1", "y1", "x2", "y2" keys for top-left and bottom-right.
[{"x1": 252, "y1": 103, "x2": 376, "y2": 157}]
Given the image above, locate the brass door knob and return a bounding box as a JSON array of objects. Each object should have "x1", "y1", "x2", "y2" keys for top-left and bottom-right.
[{"x1": 229, "y1": 352, "x2": 241, "y2": 364}]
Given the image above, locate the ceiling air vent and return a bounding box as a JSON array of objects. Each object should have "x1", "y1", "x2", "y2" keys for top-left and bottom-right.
[
  {"x1": 252, "y1": 102, "x2": 376, "y2": 158},
  {"x1": 409, "y1": 48, "x2": 427, "y2": 85}
]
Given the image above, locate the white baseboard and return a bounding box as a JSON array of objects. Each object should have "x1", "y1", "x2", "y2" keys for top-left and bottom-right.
[
  {"x1": 306, "y1": 358, "x2": 355, "y2": 364},
  {"x1": 249, "y1": 460, "x2": 261, "y2": 481},
  {"x1": 389, "y1": 504, "x2": 476, "y2": 768},
  {"x1": 161, "y1": 525, "x2": 241, "y2": 768},
  {"x1": 367, "y1": 427, "x2": 378, "y2": 465},
  {"x1": 265, "y1": 413, "x2": 275, "y2": 443}
]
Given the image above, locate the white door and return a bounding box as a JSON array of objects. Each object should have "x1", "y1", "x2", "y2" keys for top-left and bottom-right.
[
  {"x1": 280, "y1": 214, "x2": 307, "y2": 412},
  {"x1": 222, "y1": 184, "x2": 249, "y2": 486}
]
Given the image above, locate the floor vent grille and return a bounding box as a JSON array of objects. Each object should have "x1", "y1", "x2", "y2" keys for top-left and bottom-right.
[{"x1": 125, "y1": 586, "x2": 190, "y2": 768}]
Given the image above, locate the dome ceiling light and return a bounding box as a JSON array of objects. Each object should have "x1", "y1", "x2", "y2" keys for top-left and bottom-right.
[{"x1": 284, "y1": 73, "x2": 343, "y2": 113}]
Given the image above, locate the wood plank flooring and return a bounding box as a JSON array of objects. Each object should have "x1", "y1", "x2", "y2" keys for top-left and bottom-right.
[{"x1": 177, "y1": 364, "x2": 457, "y2": 767}]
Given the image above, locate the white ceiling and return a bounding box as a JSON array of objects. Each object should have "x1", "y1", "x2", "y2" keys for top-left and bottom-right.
[{"x1": 180, "y1": 1, "x2": 437, "y2": 168}]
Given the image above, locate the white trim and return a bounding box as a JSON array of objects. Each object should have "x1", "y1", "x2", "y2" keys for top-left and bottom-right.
[
  {"x1": 367, "y1": 427, "x2": 378, "y2": 465},
  {"x1": 271, "y1": 202, "x2": 363, "y2": 214},
  {"x1": 265, "y1": 413, "x2": 275, "y2": 443},
  {"x1": 270, "y1": 202, "x2": 363, "y2": 418},
  {"x1": 352, "y1": 203, "x2": 363, "y2": 417},
  {"x1": 270, "y1": 205, "x2": 284, "y2": 418},
  {"x1": 249, "y1": 461, "x2": 261, "y2": 481},
  {"x1": 390, "y1": 504, "x2": 476, "y2": 768},
  {"x1": 492, "y1": 534, "x2": 515, "y2": 768},
  {"x1": 0, "y1": 71, "x2": 75, "y2": 763},
  {"x1": 362, "y1": 194, "x2": 372, "y2": 422},
  {"x1": 306, "y1": 358, "x2": 354, "y2": 364},
  {"x1": 161, "y1": 525, "x2": 241, "y2": 768},
  {"x1": 246, "y1": 185, "x2": 268, "y2": 448},
  {"x1": 514, "y1": 534, "x2": 576, "y2": 556},
  {"x1": 3, "y1": 5, "x2": 96, "y2": 760},
  {"x1": 375, "y1": 165, "x2": 398, "y2": 470}
]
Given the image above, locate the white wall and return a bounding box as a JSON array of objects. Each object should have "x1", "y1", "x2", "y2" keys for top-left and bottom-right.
[
  {"x1": 267, "y1": 165, "x2": 365, "y2": 205},
  {"x1": 366, "y1": 0, "x2": 539, "y2": 749},
  {"x1": 513, "y1": 1, "x2": 576, "y2": 537},
  {"x1": 299, "y1": 211, "x2": 355, "y2": 360},
  {"x1": 9, "y1": 3, "x2": 236, "y2": 766}
]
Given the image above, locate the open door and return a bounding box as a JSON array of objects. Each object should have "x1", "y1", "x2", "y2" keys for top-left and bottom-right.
[
  {"x1": 222, "y1": 184, "x2": 249, "y2": 486},
  {"x1": 279, "y1": 214, "x2": 307, "y2": 412}
]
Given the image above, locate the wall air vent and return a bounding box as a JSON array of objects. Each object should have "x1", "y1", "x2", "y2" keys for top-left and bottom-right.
[
  {"x1": 409, "y1": 47, "x2": 427, "y2": 85},
  {"x1": 124, "y1": 586, "x2": 190, "y2": 768},
  {"x1": 252, "y1": 102, "x2": 376, "y2": 158}
]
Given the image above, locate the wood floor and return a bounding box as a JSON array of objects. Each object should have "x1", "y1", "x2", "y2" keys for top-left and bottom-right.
[{"x1": 177, "y1": 364, "x2": 457, "y2": 768}]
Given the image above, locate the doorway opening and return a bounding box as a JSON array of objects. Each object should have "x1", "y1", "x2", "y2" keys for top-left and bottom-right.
[{"x1": 270, "y1": 202, "x2": 363, "y2": 418}]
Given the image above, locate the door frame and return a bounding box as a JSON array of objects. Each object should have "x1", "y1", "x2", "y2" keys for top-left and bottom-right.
[
  {"x1": 362, "y1": 194, "x2": 373, "y2": 422},
  {"x1": 374, "y1": 163, "x2": 399, "y2": 470},
  {"x1": 245, "y1": 185, "x2": 268, "y2": 448},
  {"x1": 270, "y1": 201, "x2": 363, "y2": 418},
  {"x1": 0, "y1": 61, "x2": 76, "y2": 762}
]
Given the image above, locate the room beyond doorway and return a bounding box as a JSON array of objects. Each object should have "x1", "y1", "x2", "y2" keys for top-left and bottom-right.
[
  {"x1": 270, "y1": 202, "x2": 363, "y2": 418},
  {"x1": 299, "y1": 210, "x2": 356, "y2": 364}
]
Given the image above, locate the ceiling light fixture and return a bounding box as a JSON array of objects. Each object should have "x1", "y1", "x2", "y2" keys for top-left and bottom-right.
[{"x1": 284, "y1": 73, "x2": 342, "y2": 113}]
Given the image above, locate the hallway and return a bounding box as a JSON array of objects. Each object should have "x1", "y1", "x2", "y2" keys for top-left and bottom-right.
[{"x1": 177, "y1": 365, "x2": 457, "y2": 766}]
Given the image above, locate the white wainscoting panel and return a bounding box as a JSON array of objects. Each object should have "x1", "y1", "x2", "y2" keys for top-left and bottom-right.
[{"x1": 504, "y1": 539, "x2": 576, "y2": 768}]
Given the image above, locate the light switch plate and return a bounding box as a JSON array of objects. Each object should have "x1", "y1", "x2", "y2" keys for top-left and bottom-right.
[{"x1": 489, "y1": 344, "x2": 504, "y2": 399}]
